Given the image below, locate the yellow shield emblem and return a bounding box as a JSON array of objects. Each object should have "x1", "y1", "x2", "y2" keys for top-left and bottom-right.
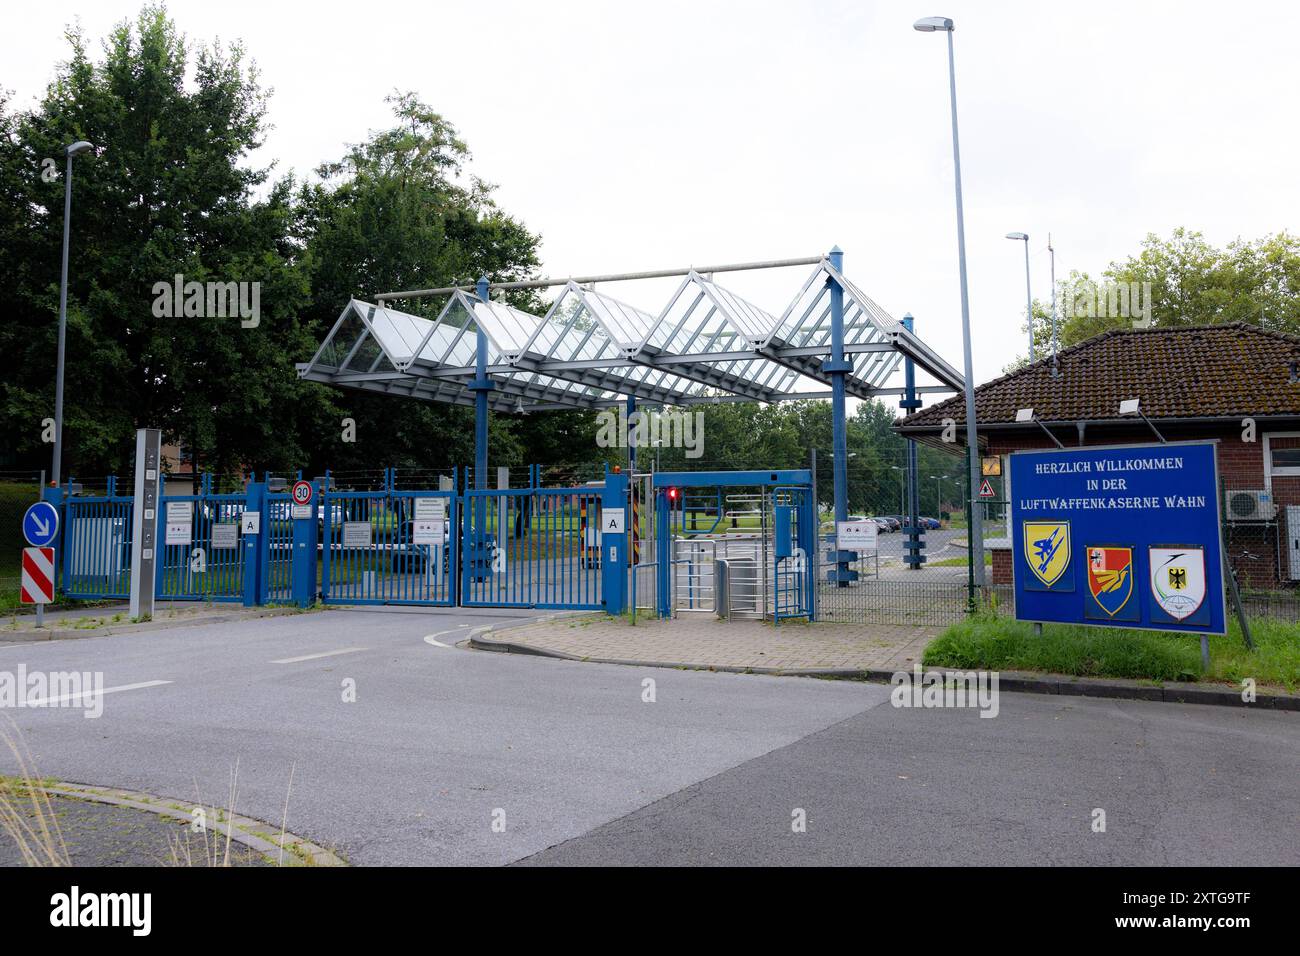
[{"x1": 1023, "y1": 521, "x2": 1070, "y2": 587}]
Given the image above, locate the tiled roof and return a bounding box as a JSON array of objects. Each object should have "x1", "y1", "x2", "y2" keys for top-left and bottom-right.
[{"x1": 897, "y1": 323, "x2": 1300, "y2": 429}]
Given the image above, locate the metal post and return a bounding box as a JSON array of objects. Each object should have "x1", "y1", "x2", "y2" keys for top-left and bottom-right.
[
  {"x1": 825, "y1": 247, "x2": 856, "y2": 586},
  {"x1": 900, "y1": 314, "x2": 923, "y2": 570},
  {"x1": 810, "y1": 447, "x2": 819, "y2": 621},
  {"x1": 52, "y1": 154, "x2": 75, "y2": 488},
  {"x1": 941, "y1": 27, "x2": 985, "y2": 589},
  {"x1": 626, "y1": 395, "x2": 637, "y2": 473},
  {"x1": 1048, "y1": 234, "x2": 1059, "y2": 376},
  {"x1": 1021, "y1": 237, "x2": 1035, "y2": 363},
  {"x1": 473, "y1": 277, "x2": 490, "y2": 490}
]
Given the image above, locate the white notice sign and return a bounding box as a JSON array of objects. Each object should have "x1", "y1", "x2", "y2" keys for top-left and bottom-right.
[
  {"x1": 165, "y1": 522, "x2": 192, "y2": 546},
  {"x1": 241, "y1": 511, "x2": 261, "y2": 535},
  {"x1": 602, "y1": 509, "x2": 625, "y2": 534},
  {"x1": 342, "y1": 521, "x2": 372, "y2": 548},
  {"x1": 212, "y1": 524, "x2": 239, "y2": 550},
  {"x1": 836, "y1": 520, "x2": 878, "y2": 551},
  {"x1": 166, "y1": 501, "x2": 193, "y2": 521},
  {"x1": 412, "y1": 519, "x2": 444, "y2": 545},
  {"x1": 414, "y1": 497, "x2": 448, "y2": 521}
]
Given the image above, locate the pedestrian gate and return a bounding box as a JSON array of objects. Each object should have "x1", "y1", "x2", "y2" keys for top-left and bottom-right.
[{"x1": 653, "y1": 470, "x2": 815, "y2": 622}]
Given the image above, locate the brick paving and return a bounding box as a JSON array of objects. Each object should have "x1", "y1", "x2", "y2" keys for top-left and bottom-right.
[{"x1": 475, "y1": 613, "x2": 942, "y2": 674}]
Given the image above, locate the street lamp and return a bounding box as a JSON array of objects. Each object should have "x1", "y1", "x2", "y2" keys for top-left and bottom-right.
[
  {"x1": 1005, "y1": 232, "x2": 1033, "y2": 362},
  {"x1": 52, "y1": 139, "x2": 95, "y2": 488},
  {"x1": 914, "y1": 16, "x2": 984, "y2": 586},
  {"x1": 890, "y1": 465, "x2": 905, "y2": 515},
  {"x1": 929, "y1": 474, "x2": 946, "y2": 514}
]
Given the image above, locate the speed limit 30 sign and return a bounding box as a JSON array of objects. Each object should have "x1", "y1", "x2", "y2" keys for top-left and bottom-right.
[{"x1": 291, "y1": 480, "x2": 314, "y2": 518}]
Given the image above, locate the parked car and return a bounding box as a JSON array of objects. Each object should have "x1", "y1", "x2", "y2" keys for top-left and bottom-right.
[{"x1": 919, "y1": 516, "x2": 942, "y2": 530}]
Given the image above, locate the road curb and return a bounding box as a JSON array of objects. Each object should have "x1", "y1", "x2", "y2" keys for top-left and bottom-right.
[
  {"x1": 0, "y1": 605, "x2": 310, "y2": 644},
  {"x1": 468, "y1": 625, "x2": 1299, "y2": 711},
  {"x1": 33, "y1": 782, "x2": 346, "y2": 866}
]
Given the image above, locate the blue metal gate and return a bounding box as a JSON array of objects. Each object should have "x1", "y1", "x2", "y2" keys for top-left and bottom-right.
[
  {"x1": 320, "y1": 489, "x2": 457, "y2": 605},
  {"x1": 63, "y1": 481, "x2": 133, "y2": 600},
  {"x1": 461, "y1": 486, "x2": 604, "y2": 609},
  {"x1": 158, "y1": 484, "x2": 248, "y2": 602},
  {"x1": 773, "y1": 484, "x2": 815, "y2": 622}
]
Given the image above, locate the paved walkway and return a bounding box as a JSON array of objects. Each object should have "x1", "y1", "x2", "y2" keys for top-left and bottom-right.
[{"x1": 473, "y1": 613, "x2": 941, "y2": 673}]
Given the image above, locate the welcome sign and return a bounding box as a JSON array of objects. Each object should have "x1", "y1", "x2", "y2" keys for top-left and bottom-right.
[{"x1": 1009, "y1": 441, "x2": 1226, "y2": 634}]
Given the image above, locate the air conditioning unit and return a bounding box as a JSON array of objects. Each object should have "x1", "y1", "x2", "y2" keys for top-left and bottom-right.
[{"x1": 1224, "y1": 489, "x2": 1276, "y2": 522}]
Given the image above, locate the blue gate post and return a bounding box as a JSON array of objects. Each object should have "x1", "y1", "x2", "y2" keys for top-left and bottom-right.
[
  {"x1": 243, "y1": 481, "x2": 266, "y2": 607},
  {"x1": 823, "y1": 246, "x2": 858, "y2": 585},
  {"x1": 601, "y1": 470, "x2": 629, "y2": 614},
  {"x1": 291, "y1": 481, "x2": 319, "y2": 607},
  {"x1": 463, "y1": 276, "x2": 495, "y2": 584},
  {"x1": 41, "y1": 484, "x2": 64, "y2": 595},
  {"x1": 655, "y1": 485, "x2": 671, "y2": 617}
]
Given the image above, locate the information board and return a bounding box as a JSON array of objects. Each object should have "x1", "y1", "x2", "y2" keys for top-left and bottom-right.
[{"x1": 1009, "y1": 441, "x2": 1225, "y2": 634}]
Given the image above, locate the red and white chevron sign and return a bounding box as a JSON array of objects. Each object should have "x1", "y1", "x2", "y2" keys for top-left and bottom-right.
[{"x1": 21, "y1": 546, "x2": 55, "y2": 605}]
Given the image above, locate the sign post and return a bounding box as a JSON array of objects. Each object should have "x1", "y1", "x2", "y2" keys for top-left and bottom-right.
[
  {"x1": 23, "y1": 500, "x2": 60, "y2": 626},
  {"x1": 128, "y1": 428, "x2": 163, "y2": 621},
  {"x1": 1010, "y1": 441, "x2": 1227, "y2": 656}
]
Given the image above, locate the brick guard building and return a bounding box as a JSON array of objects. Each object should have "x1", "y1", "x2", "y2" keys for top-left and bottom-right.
[{"x1": 895, "y1": 324, "x2": 1300, "y2": 588}]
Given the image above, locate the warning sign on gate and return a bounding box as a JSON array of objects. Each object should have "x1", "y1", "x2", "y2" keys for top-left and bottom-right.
[
  {"x1": 412, "y1": 519, "x2": 444, "y2": 545},
  {"x1": 979, "y1": 478, "x2": 996, "y2": 498},
  {"x1": 21, "y1": 546, "x2": 55, "y2": 604},
  {"x1": 165, "y1": 500, "x2": 193, "y2": 545}
]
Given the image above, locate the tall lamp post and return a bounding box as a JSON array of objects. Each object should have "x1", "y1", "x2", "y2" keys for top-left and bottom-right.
[
  {"x1": 914, "y1": 16, "x2": 984, "y2": 588},
  {"x1": 930, "y1": 474, "x2": 946, "y2": 515},
  {"x1": 52, "y1": 139, "x2": 95, "y2": 489},
  {"x1": 1005, "y1": 232, "x2": 1033, "y2": 362}
]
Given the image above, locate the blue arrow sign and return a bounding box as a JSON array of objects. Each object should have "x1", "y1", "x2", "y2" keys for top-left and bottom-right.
[{"x1": 23, "y1": 501, "x2": 60, "y2": 548}]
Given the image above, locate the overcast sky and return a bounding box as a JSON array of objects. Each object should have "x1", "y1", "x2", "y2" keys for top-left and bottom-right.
[{"x1": 6, "y1": 0, "x2": 1298, "y2": 392}]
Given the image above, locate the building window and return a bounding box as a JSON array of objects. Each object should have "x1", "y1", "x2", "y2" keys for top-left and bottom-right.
[
  {"x1": 1266, "y1": 432, "x2": 1300, "y2": 483},
  {"x1": 1272, "y1": 447, "x2": 1300, "y2": 472}
]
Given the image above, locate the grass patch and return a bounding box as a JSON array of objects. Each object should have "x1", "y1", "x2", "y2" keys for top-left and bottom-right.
[
  {"x1": 923, "y1": 612, "x2": 1300, "y2": 691},
  {"x1": 929, "y1": 554, "x2": 992, "y2": 567}
]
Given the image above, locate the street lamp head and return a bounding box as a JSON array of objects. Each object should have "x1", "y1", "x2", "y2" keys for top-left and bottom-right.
[
  {"x1": 1005, "y1": 232, "x2": 1028, "y2": 241},
  {"x1": 66, "y1": 141, "x2": 95, "y2": 157},
  {"x1": 913, "y1": 16, "x2": 954, "y2": 32}
]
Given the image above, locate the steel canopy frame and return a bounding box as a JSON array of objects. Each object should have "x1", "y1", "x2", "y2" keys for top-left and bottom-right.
[{"x1": 297, "y1": 256, "x2": 963, "y2": 411}]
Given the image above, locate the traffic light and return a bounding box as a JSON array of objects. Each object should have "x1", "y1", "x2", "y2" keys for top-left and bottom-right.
[{"x1": 666, "y1": 486, "x2": 679, "y2": 504}]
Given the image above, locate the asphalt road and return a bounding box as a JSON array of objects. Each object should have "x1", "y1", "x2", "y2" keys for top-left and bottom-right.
[{"x1": 0, "y1": 608, "x2": 1295, "y2": 866}]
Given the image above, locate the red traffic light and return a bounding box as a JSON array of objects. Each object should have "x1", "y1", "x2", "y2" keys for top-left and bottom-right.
[{"x1": 667, "y1": 487, "x2": 679, "y2": 501}]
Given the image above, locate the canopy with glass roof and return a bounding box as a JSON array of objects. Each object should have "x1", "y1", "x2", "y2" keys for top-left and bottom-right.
[{"x1": 297, "y1": 257, "x2": 963, "y2": 412}]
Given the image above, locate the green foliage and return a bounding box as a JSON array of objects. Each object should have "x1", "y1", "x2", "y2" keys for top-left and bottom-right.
[
  {"x1": 0, "y1": 5, "x2": 321, "y2": 478},
  {"x1": 1004, "y1": 228, "x2": 1300, "y2": 368}
]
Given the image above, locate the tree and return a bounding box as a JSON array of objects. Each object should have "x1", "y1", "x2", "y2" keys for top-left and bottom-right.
[
  {"x1": 295, "y1": 91, "x2": 543, "y2": 482},
  {"x1": 0, "y1": 5, "x2": 322, "y2": 482}
]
